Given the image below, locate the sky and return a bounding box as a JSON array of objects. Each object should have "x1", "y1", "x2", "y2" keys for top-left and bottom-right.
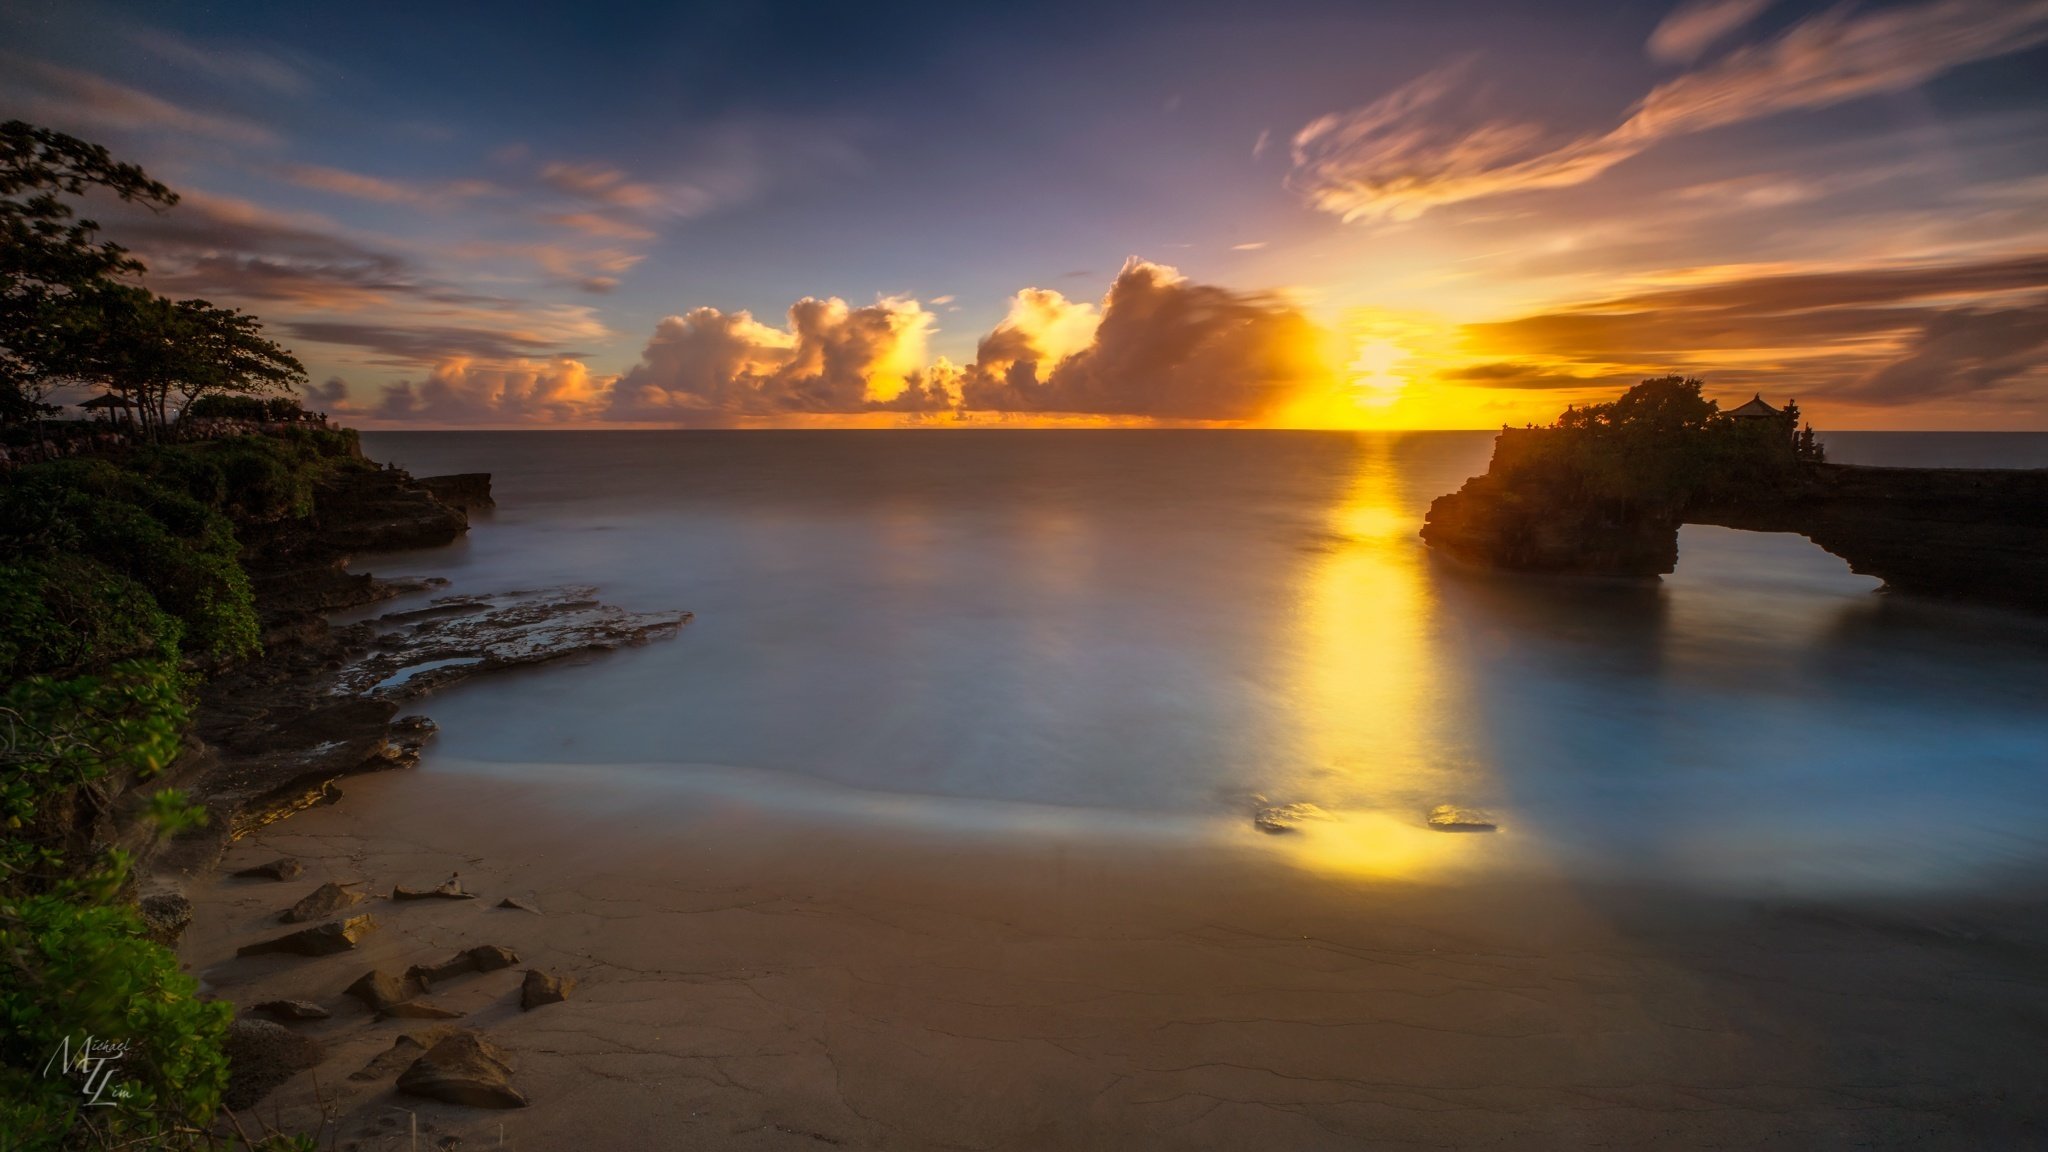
[{"x1": 4, "y1": 0, "x2": 2046, "y2": 429}]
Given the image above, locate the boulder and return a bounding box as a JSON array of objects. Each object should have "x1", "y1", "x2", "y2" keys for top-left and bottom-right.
[
  {"x1": 1253, "y1": 802, "x2": 1331, "y2": 834},
  {"x1": 223, "y1": 1018, "x2": 324, "y2": 1109},
  {"x1": 251, "y1": 999, "x2": 331, "y2": 1021},
  {"x1": 281, "y1": 881, "x2": 363, "y2": 923},
  {"x1": 1427, "y1": 804, "x2": 1500, "y2": 832},
  {"x1": 345, "y1": 968, "x2": 426, "y2": 1011},
  {"x1": 238, "y1": 914, "x2": 376, "y2": 957},
  {"x1": 396, "y1": 1032, "x2": 528, "y2": 1109},
  {"x1": 234, "y1": 857, "x2": 303, "y2": 881},
  {"x1": 520, "y1": 969, "x2": 575, "y2": 1010},
  {"x1": 380, "y1": 1000, "x2": 466, "y2": 1020},
  {"x1": 138, "y1": 892, "x2": 193, "y2": 946}
]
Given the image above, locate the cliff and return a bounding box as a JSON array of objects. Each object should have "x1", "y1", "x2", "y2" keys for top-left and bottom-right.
[{"x1": 1423, "y1": 433, "x2": 2048, "y2": 612}]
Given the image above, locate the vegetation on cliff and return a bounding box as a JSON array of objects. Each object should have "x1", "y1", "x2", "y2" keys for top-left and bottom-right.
[{"x1": 2, "y1": 123, "x2": 335, "y2": 1150}]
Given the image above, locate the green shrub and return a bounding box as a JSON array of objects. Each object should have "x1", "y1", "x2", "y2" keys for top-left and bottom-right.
[{"x1": 0, "y1": 558, "x2": 181, "y2": 682}]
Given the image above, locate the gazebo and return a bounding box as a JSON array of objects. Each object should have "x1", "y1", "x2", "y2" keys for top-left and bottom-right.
[
  {"x1": 78, "y1": 393, "x2": 138, "y2": 425},
  {"x1": 1725, "y1": 394, "x2": 1782, "y2": 419}
]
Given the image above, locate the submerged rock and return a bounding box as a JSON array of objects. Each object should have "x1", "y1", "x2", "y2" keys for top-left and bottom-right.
[
  {"x1": 1254, "y1": 802, "x2": 1332, "y2": 834},
  {"x1": 335, "y1": 586, "x2": 691, "y2": 701},
  {"x1": 252, "y1": 999, "x2": 331, "y2": 1021},
  {"x1": 1427, "y1": 804, "x2": 1499, "y2": 832},
  {"x1": 521, "y1": 969, "x2": 575, "y2": 1010},
  {"x1": 407, "y1": 944, "x2": 521, "y2": 990},
  {"x1": 496, "y1": 896, "x2": 541, "y2": 914},
  {"x1": 238, "y1": 914, "x2": 376, "y2": 957},
  {"x1": 234, "y1": 857, "x2": 303, "y2": 881},
  {"x1": 223, "y1": 1018, "x2": 324, "y2": 1109},
  {"x1": 280, "y1": 880, "x2": 363, "y2": 922},
  {"x1": 346, "y1": 967, "x2": 427, "y2": 1011},
  {"x1": 397, "y1": 1032, "x2": 528, "y2": 1109}
]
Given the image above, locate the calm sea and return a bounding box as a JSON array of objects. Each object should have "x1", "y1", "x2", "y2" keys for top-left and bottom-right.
[{"x1": 353, "y1": 430, "x2": 2048, "y2": 896}]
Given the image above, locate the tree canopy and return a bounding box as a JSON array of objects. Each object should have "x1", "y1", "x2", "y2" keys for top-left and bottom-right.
[{"x1": 0, "y1": 121, "x2": 302, "y2": 432}]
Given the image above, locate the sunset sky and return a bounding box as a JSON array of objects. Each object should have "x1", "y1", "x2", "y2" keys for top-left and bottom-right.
[{"x1": 5, "y1": 0, "x2": 2046, "y2": 429}]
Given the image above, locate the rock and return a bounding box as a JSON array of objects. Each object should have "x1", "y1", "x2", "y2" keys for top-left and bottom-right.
[
  {"x1": 351, "y1": 1032, "x2": 445, "y2": 1082},
  {"x1": 521, "y1": 969, "x2": 575, "y2": 1010},
  {"x1": 496, "y1": 896, "x2": 540, "y2": 913},
  {"x1": 467, "y1": 943, "x2": 519, "y2": 972},
  {"x1": 396, "y1": 1032, "x2": 528, "y2": 1109},
  {"x1": 416, "y1": 472, "x2": 495, "y2": 512},
  {"x1": 138, "y1": 892, "x2": 193, "y2": 946},
  {"x1": 1253, "y1": 802, "x2": 1331, "y2": 834},
  {"x1": 394, "y1": 872, "x2": 475, "y2": 901},
  {"x1": 234, "y1": 857, "x2": 303, "y2": 881},
  {"x1": 251, "y1": 999, "x2": 331, "y2": 1021},
  {"x1": 1428, "y1": 804, "x2": 1499, "y2": 832},
  {"x1": 379, "y1": 1000, "x2": 466, "y2": 1020},
  {"x1": 281, "y1": 880, "x2": 363, "y2": 922},
  {"x1": 238, "y1": 914, "x2": 376, "y2": 957},
  {"x1": 392, "y1": 714, "x2": 439, "y2": 737},
  {"x1": 333, "y1": 586, "x2": 693, "y2": 701},
  {"x1": 407, "y1": 944, "x2": 520, "y2": 991},
  {"x1": 223, "y1": 1018, "x2": 324, "y2": 1109},
  {"x1": 345, "y1": 968, "x2": 426, "y2": 1011}
]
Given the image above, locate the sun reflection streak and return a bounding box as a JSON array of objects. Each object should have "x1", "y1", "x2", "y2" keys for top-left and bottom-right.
[{"x1": 1273, "y1": 437, "x2": 1499, "y2": 880}]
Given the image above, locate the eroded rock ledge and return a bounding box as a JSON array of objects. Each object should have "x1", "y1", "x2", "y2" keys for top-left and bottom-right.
[
  {"x1": 1423, "y1": 429, "x2": 2048, "y2": 612},
  {"x1": 152, "y1": 464, "x2": 689, "y2": 873}
]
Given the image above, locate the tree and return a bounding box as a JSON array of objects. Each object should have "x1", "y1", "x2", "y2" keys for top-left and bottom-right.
[
  {"x1": 168, "y1": 300, "x2": 305, "y2": 426},
  {"x1": 0, "y1": 121, "x2": 177, "y2": 426},
  {"x1": 1553, "y1": 375, "x2": 1720, "y2": 434}
]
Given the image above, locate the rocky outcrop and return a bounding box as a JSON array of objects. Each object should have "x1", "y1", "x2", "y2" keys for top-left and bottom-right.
[
  {"x1": 1424, "y1": 432, "x2": 2048, "y2": 612},
  {"x1": 416, "y1": 472, "x2": 495, "y2": 512},
  {"x1": 520, "y1": 968, "x2": 574, "y2": 1010}
]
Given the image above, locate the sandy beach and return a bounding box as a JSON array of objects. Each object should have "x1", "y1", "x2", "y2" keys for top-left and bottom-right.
[{"x1": 181, "y1": 759, "x2": 2048, "y2": 1150}]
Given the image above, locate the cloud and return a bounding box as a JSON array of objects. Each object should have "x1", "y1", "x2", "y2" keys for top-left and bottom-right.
[
  {"x1": 376, "y1": 358, "x2": 610, "y2": 424},
  {"x1": 0, "y1": 57, "x2": 276, "y2": 145},
  {"x1": 959, "y1": 259, "x2": 1333, "y2": 421},
  {"x1": 275, "y1": 163, "x2": 503, "y2": 205},
  {"x1": 1462, "y1": 253, "x2": 2048, "y2": 405},
  {"x1": 99, "y1": 189, "x2": 609, "y2": 368},
  {"x1": 1648, "y1": 0, "x2": 1775, "y2": 64},
  {"x1": 1292, "y1": 0, "x2": 2048, "y2": 222},
  {"x1": 124, "y1": 27, "x2": 316, "y2": 95},
  {"x1": 544, "y1": 212, "x2": 657, "y2": 241},
  {"x1": 606, "y1": 297, "x2": 950, "y2": 423},
  {"x1": 1232, "y1": 241, "x2": 1267, "y2": 251}
]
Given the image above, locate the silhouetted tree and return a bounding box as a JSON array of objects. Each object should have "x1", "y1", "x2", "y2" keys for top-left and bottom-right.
[
  {"x1": 1, "y1": 121, "x2": 176, "y2": 425},
  {"x1": 1552, "y1": 375, "x2": 1719, "y2": 434}
]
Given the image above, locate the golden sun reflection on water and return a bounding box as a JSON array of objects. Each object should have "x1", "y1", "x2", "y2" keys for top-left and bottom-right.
[{"x1": 1271, "y1": 437, "x2": 1499, "y2": 881}]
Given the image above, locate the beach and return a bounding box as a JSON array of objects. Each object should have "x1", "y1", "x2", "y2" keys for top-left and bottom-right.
[{"x1": 182, "y1": 759, "x2": 2048, "y2": 1149}]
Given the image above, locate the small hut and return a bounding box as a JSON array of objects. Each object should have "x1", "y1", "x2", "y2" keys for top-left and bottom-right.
[
  {"x1": 79, "y1": 393, "x2": 138, "y2": 425},
  {"x1": 1725, "y1": 394, "x2": 1782, "y2": 420}
]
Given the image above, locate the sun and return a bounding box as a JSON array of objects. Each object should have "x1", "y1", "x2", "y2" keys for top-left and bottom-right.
[{"x1": 1348, "y1": 337, "x2": 1409, "y2": 408}]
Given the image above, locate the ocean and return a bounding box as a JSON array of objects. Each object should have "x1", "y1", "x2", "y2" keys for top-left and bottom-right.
[{"x1": 352, "y1": 430, "x2": 2048, "y2": 896}]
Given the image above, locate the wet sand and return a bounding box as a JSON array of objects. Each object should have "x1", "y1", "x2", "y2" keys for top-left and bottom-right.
[{"x1": 182, "y1": 764, "x2": 2048, "y2": 1150}]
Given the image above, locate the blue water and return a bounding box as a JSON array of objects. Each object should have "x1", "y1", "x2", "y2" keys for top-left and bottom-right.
[{"x1": 353, "y1": 430, "x2": 2048, "y2": 896}]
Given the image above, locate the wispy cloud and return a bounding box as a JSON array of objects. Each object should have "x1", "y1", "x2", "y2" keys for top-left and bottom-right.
[
  {"x1": 1291, "y1": 0, "x2": 2048, "y2": 223},
  {"x1": 1648, "y1": 0, "x2": 1775, "y2": 64},
  {"x1": 1462, "y1": 253, "x2": 2048, "y2": 405},
  {"x1": 0, "y1": 57, "x2": 276, "y2": 145},
  {"x1": 275, "y1": 163, "x2": 503, "y2": 205}
]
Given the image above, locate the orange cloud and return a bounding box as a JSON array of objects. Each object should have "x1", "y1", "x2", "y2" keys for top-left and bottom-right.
[{"x1": 377, "y1": 357, "x2": 610, "y2": 424}]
